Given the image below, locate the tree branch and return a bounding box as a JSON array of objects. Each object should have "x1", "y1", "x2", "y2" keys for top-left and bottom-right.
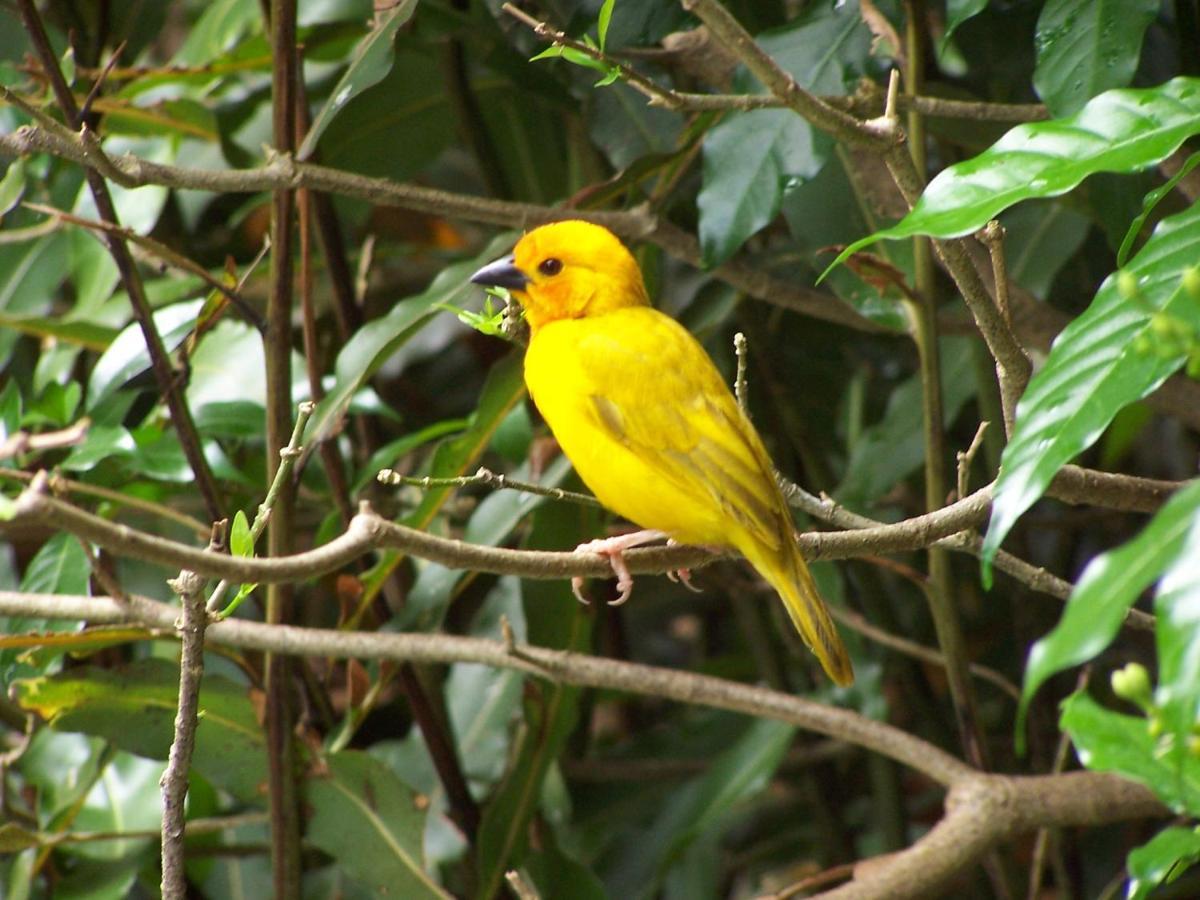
[{"x1": 0, "y1": 589, "x2": 1167, "y2": 900}]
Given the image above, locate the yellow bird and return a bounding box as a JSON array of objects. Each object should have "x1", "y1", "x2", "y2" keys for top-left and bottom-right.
[{"x1": 470, "y1": 220, "x2": 853, "y2": 686}]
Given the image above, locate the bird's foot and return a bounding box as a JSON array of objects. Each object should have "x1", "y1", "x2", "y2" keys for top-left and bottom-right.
[
  {"x1": 571, "y1": 529, "x2": 669, "y2": 606},
  {"x1": 664, "y1": 539, "x2": 704, "y2": 593}
]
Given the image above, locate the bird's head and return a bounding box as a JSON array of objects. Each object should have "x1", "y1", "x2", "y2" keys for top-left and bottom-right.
[{"x1": 469, "y1": 221, "x2": 649, "y2": 332}]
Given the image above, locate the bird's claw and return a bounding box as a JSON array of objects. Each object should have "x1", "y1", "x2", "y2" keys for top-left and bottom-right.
[
  {"x1": 666, "y1": 567, "x2": 704, "y2": 593},
  {"x1": 573, "y1": 531, "x2": 664, "y2": 607}
]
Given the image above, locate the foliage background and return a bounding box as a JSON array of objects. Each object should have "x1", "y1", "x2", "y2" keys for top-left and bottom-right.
[{"x1": 0, "y1": 0, "x2": 1198, "y2": 897}]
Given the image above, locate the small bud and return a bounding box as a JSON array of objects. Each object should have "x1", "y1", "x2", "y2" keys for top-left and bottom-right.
[
  {"x1": 1111, "y1": 662, "x2": 1153, "y2": 710},
  {"x1": 1187, "y1": 353, "x2": 1200, "y2": 380},
  {"x1": 1189, "y1": 735, "x2": 1200, "y2": 758},
  {"x1": 1182, "y1": 267, "x2": 1200, "y2": 300},
  {"x1": 1117, "y1": 270, "x2": 1140, "y2": 299},
  {"x1": 1151, "y1": 313, "x2": 1176, "y2": 338}
]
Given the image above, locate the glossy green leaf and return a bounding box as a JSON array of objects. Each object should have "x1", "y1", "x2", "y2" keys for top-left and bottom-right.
[
  {"x1": 1033, "y1": 0, "x2": 1158, "y2": 116},
  {"x1": 1152, "y1": 490, "x2": 1200, "y2": 775},
  {"x1": 1118, "y1": 150, "x2": 1200, "y2": 267},
  {"x1": 1127, "y1": 826, "x2": 1200, "y2": 900},
  {"x1": 828, "y1": 77, "x2": 1200, "y2": 269},
  {"x1": 982, "y1": 203, "x2": 1200, "y2": 577},
  {"x1": 11, "y1": 658, "x2": 268, "y2": 801},
  {"x1": 1021, "y1": 480, "x2": 1200, "y2": 725},
  {"x1": 698, "y1": 0, "x2": 869, "y2": 265},
  {"x1": 1061, "y1": 691, "x2": 1200, "y2": 816},
  {"x1": 299, "y1": 0, "x2": 417, "y2": 159},
  {"x1": 306, "y1": 751, "x2": 450, "y2": 899}
]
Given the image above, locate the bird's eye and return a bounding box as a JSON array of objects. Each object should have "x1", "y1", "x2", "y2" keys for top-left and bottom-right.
[{"x1": 538, "y1": 257, "x2": 563, "y2": 276}]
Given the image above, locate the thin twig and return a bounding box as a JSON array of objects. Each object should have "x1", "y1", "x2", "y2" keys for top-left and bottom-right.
[
  {"x1": 680, "y1": 0, "x2": 889, "y2": 148},
  {"x1": 0, "y1": 418, "x2": 90, "y2": 460},
  {"x1": 0, "y1": 467, "x2": 209, "y2": 537},
  {"x1": 161, "y1": 521, "x2": 225, "y2": 900},
  {"x1": 378, "y1": 465, "x2": 601, "y2": 508},
  {"x1": 209, "y1": 401, "x2": 315, "y2": 615},
  {"x1": 501, "y1": 3, "x2": 681, "y2": 109},
  {"x1": 734, "y1": 331, "x2": 750, "y2": 415},
  {"x1": 957, "y1": 422, "x2": 990, "y2": 501},
  {"x1": 505, "y1": 870, "x2": 542, "y2": 900}
]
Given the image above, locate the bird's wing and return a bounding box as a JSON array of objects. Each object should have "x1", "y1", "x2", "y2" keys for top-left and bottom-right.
[{"x1": 572, "y1": 310, "x2": 787, "y2": 552}]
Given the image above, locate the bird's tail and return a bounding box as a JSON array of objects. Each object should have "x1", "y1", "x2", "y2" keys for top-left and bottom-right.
[{"x1": 752, "y1": 540, "x2": 854, "y2": 687}]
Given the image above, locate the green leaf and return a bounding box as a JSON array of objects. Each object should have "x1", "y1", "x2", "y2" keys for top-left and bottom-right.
[
  {"x1": 698, "y1": 109, "x2": 824, "y2": 267},
  {"x1": 1127, "y1": 826, "x2": 1200, "y2": 900},
  {"x1": 781, "y1": 151, "x2": 910, "y2": 330},
  {"x1": 11, "y1": 658, "x2": 268, "y2": 801},
  {"x1": 230, "y1": 509, "x2": 254, "y2": 558},
  {"x1": 86, "y1": 301, "x2": 203, "y2": 411},
  {"x1": 698, "y1": 0, "x2": 868, "y2": 265},
  {"x1": 398, "y1": 454, "x2": 572, "y2": 632},
  {"x1": 827, "y1": 77, "x2": 1200, "y2": 269},
  {"x1": 943, "y1": 0, "x2": 988, "y2": 45},
  {"x1": 176, "y1": 0, "x2": 261, "y2": 65},
  {"x1": 1033, "y1": 0, "x2": 1159, "y2": 117},
  {"x1": 1, "y1": 533, "x2": 88, "y2": 683},
  {"x1": 306, "y1": 751, "x2": 450, "y2": 899},
  {"x1": 299, "y1": 0, "x2": 417, "y2": 159},
  {"x1": 1020, "y1": 481, "x2": 1200, "y2": 730},
  {"x1": 1001, "y1": 200, "x2": 1090, "y2": 299},
  {"x1": 982, "y1": 203, "x2": 1200, "y2": 577},
  {"x1": 1061, "y1": 691, "x2": 1200, "y2": 816},
  {"x1": 0, "y1": 160, "x2": 26, "y2": 218},
  {"x1": 609, "y1": 718, "x2": 796, "y2": 897},
  {"x1": 1118, "y1": 150, "x2": 1200, "y2": 267},
  {"x1": 597, "y1": 0, "x2": 616, "y2": 51},
  {"x1": 315, "y1": 44, "x2": 456, "y2": 183},
  {"x1": 402, "y1": 351, "x2": 526, "y2": 531},
  {"x1": 1152, "y1": 491, "x2": 1200, "y2": 774}
]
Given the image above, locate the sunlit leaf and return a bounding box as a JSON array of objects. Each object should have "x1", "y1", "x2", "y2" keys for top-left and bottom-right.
[
  {"x1": 1061, "y1": 691, "x2": 1200, "y2": 817},
  {"x1": 1127, "y1": 826, "x2": 1200, "y2": 900},
  {"x1": 1020, "y1": 480, "x2": 1200, "y2": 730},
  {"x1": 827, "y1": 77, "x2": 1200, "y2": 270},
  {"x1": 982, "y1": 203, "x2": 1200, "y2": 577}
]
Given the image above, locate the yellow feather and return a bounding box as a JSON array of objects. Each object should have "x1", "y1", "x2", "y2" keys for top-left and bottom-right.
[{"x1": 478, "y1": 220, "x2": 852, "y2": 686}]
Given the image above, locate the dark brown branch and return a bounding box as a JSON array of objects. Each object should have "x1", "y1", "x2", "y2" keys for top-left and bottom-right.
[{"x1": 264, "y1": 0, "x2": 302, "y2": 892}]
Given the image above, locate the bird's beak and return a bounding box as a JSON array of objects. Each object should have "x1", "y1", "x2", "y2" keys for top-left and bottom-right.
[{"x1": 470, "y1": 254, "x2": 529, "y2": 292}]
